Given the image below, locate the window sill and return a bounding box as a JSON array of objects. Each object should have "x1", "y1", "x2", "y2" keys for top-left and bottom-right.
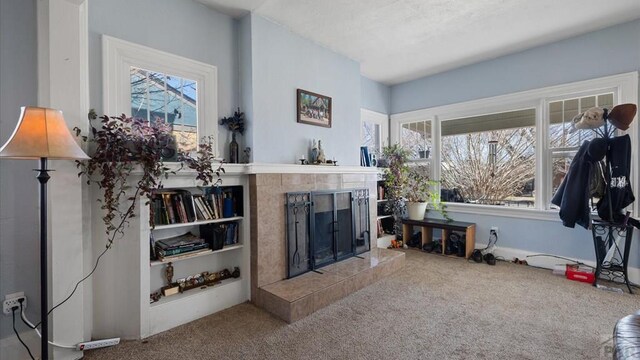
[{"x1": 443, "y1": 202, "x2": 561, "y2": 222}]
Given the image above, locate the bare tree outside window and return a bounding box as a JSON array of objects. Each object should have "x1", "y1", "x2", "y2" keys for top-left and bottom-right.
[{"x1": 441, "y1": 126, "x2": 536, "y2": 206}]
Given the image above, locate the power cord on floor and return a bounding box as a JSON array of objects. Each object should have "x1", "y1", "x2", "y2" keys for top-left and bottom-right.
[
  {"x1": 12, "y1": 307, "x2": 35, "y2": 360},
  {"x1": 525, "y1": 253, "x2": 595, "y2": 269}
]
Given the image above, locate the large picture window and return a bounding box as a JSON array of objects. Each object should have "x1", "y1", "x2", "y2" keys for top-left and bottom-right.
[
  {"x1": 390, "y1": 72, "x2": 638, "y2": 219},
  {"x1": 441, "y1": 109, "x2": 536, "y2": 207}
]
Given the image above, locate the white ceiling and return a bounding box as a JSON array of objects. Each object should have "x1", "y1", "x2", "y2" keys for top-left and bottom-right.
[{"x1": 198, "y1": 0, "x2": 640, "y2": 85}]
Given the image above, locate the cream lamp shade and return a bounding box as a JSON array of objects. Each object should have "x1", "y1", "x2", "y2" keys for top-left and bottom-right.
[{"x1": 0, "y1": 106, "x2": 89, "y2": 159}]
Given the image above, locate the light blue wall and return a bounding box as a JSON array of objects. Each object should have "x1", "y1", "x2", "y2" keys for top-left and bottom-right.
[
  {"x1": 0, "y1": 0, "x2": 40, "y2": 340},
  {"x1": 361, "y1": 76, "x2": 391, "y2": 114},
  {"x1": 88, "y1": 0, "x2": 239, "y2": 159},
  {"x1": 392, "y1": 19, "x2": 640, "y2": 113},
  {"x1": 239, "y1": 15, "x2": 254, "y2": 161},
  {"x1": 391, "y1": 19, "x2": 640, "y2": 268},
  {"x1": 247, "y1": 15, "x2": 362, "y2": 165}
]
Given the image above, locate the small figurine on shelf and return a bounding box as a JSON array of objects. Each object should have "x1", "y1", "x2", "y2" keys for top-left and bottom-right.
[{"x1": 165, "y1": 262, "x2": 174, "y2": 285}]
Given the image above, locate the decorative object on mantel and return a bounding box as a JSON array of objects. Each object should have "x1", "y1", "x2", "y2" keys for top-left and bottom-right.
[
  {"x1": 310, "y1": 139, "x2": 319, "y2": 163},
  {"x1": 219, "y1": 107, "x2": 245, "y2": 163},
  {"x1": 297, "y1": 89, "x2": 332, "y2": 128},
  {"x1": 75, "y1": 110, "x2": 223, "y2": 249},
  {"x1": 243, "y1": 147, "x2": 252, "y2": 164},
  {"x1": 317, "y1": 140, "x2": 326, "y2": 163}
]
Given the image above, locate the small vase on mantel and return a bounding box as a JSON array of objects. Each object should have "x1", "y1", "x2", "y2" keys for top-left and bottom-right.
[{"x1": 229, "y1": 131, "x2": 239, "y2": 163}]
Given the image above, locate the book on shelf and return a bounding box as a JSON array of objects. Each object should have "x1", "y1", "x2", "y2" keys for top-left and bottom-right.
[
  {"x1": 155, "y1": 232, "x2": 204, "y2": 250},
  {"x1": 151, "y1": 186, "x2": 243, "y2": 225},
  {"x1": 153, "y1": 190, "x2": 196, "y2": 225},
  {"x1": 156, "y1": 243, "x2": 209, "y2": 258},
  {"x1": 155, "y1": 248, "x2": 213, "y2": 262},
  {"x1": 154, "y1": 232, "x2": 209, "y2": 260}
]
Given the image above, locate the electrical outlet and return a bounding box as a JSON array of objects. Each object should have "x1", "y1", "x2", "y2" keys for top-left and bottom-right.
[
  {"x1": 490, "y1": 226, "x2": 499, "y2": 236},
  {"x1": 76, "y1": 338, "x2": 120, "y2": 351},
  {"x1": 3, "y1": 292, "x2": 27, "y2": 315}
]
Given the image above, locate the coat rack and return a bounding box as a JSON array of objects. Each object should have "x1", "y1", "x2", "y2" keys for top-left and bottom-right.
[{"x1": 590, "y1": 108, "x2": 634, "y2": 293}]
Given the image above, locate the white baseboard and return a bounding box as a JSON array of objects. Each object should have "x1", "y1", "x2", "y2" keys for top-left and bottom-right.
[
  {"x1": 477, "y1": 243, "x2": 640, "y2": 285},
  {"x1": 0, "y1": 330, "x2": 40, "y2": 360}
]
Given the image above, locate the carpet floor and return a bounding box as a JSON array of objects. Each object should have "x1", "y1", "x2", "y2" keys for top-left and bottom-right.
[{"x1": 85, "y1": 250, "x2": 639, "y2": 360}]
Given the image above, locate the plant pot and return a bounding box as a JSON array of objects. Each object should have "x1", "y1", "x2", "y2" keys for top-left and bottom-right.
[{"x1": 407, "y1": 202, "x2": 428, "y2": 220}]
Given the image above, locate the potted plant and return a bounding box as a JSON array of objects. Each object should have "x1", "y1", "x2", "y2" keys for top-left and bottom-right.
[
  {"x1": 219, "y1": 108, "x2": 245, "y2": 164},
  {"x1": 75, "y1": 110, "x2": 222, "y2": 250},
  {"x1": 403, "y1": 165, "x2": 449, "y2": 221},
  {"x1": 382, "y1": 144, "x2": 410, "y2": 236}
]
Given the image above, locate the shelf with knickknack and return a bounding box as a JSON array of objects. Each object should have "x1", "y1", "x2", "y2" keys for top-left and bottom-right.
[
  {"x1": 146, "y1": 183, "x2": 248, "y2": 333},
  {"x1": 91, "y1": 171, "x2": 250, "y2": 340},
  {"x1": 376, "y1": 178, "x2": 396, "y2": 247}
]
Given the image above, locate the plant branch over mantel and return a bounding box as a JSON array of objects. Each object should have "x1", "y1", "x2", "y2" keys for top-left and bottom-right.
[{"x1": 74, "y1": 110, "x2": 223, "y2": 250}]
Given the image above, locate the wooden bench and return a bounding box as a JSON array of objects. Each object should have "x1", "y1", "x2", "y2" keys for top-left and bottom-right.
[{"x1": 402, "y1": 218, "x2": 476, "y2": 259}]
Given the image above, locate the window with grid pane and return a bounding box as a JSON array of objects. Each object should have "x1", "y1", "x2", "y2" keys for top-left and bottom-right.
[
  {"x1": 400, "y1": 120, "x2": 431, "y2": 160},
  {"x1": 548, "y1": 93, "x2": 614, "y2": 208},
  {"x1": 130, "y1": 67, "x2": 199, "y2": 154}
]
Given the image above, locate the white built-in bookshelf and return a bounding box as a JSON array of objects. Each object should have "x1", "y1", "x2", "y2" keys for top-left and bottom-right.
[{"x1": 91, "y1": 168, "x2": 250, "y2": 339}]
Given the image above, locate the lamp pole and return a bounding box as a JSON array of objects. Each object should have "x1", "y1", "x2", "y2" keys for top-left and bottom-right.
[{"x1": 36, "y1": 157, "x2": 50, "y2": 360}]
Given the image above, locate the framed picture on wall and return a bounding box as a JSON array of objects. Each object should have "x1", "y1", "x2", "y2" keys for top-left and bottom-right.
[{"x1": 297, "y1": 89, "x2": 332, "y2": 128}]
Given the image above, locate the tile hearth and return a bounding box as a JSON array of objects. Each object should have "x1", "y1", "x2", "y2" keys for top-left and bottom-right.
[{"x1": 257, "y1": 248, "x2": 405, "y2": 323}]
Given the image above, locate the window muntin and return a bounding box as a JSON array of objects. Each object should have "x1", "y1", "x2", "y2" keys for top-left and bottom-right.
[
  {"x1": 440, "y1": 109, "x2": 536, "y2": 207},
  {"x1": 400, "y1": 120, "x2": 431, "y2": 160},
  {"x1": 130, "y1": 67, "x2": 198, "y2": 153},
  {"x1": 548, "y1": 93, "x2": 615, "y2": 209},
  {"x1": 361, "y1": 120, "x2": 381, "y2": 154}
]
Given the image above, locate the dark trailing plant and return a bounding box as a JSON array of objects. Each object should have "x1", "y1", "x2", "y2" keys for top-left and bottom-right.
[
  {"x1": 178, "y1": 135, "x2": 225, "y2": 187},
  {"x1": 75, "y1": 110, "x2": 221, "y2": 249},
  {"x1": 218, "y1": 107, "x2": 245, "y2": 135}
]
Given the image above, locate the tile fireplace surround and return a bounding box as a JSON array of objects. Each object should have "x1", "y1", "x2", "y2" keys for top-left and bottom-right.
[{"x1": 249, "y1": 171, "x2": 405, "y2": 322}]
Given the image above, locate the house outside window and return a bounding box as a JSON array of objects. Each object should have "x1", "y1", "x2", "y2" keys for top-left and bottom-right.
[{"x1": 130, "y1": 67, "x2": 199, "y2": 153}]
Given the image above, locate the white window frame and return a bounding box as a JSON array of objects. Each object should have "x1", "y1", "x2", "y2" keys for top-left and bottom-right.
[
  {"x1": 360, "y1": 108, "x2": 389, "y2": 155},
  {"x1": 102, "y1": 35, "x2": 219, "y2": 157},
  {"x1": 390, "y1": 72, "x2": 638, "y2": 221}
]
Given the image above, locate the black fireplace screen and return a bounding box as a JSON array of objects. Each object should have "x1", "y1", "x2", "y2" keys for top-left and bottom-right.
[{"x1": 286, "y1": 189, "x2": 369, "y2": 278}]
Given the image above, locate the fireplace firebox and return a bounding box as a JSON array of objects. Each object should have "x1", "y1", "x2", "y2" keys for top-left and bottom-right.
[{"x1": 286, "y1": 189, "x2": 370, "y2": 278}]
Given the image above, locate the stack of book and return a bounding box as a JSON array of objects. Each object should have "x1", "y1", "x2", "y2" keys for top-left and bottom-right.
[
  {"x1": 153, "y1": 190, "x2": 196, "y2": 225},
  {"x1": 194, "y1": 189, "x2": 237, "y2": 220},
  {"x1": 154, "y1": 233, "x2": 210, "y2": 261}
]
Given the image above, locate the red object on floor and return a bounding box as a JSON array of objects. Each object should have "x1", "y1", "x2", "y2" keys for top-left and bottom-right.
[{"x1": 565, "y1": 264, "x2": 595, "y2": 284}]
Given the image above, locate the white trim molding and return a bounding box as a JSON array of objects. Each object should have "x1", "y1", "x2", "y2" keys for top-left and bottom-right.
[
  {"x1": 102, "y1": 35, "x2": 219, "y2": 155},
  {"x1": 390, "y1": 72, "x2": 639, "y2": 219},
  {"x1": 361, "y1": 108, "x2": 390, "y2": 152}
]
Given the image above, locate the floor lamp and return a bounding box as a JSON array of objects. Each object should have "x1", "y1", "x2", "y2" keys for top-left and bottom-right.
[{"x1": 0, "y1": 107, "x2": 89, "y2": 360}]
